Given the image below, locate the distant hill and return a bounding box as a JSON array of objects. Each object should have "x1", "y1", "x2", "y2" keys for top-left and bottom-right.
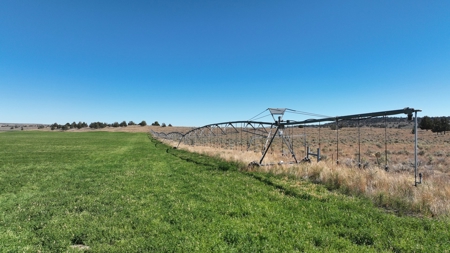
[{"x1": 0, "y1": 123, "x2": 49, "y2": 131}]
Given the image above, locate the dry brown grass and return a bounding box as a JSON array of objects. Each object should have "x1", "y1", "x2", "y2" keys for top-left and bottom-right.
[
  {"x1": 157, "y1": 127, "x2": 450, "y2": 217},
  {"x1": 271, "y1": 161, "x2": 450, "y2": 217}
]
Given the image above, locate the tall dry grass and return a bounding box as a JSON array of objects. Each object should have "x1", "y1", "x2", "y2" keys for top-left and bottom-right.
[{"x1": 249, "y1": 161, "x2": 450, "y2": 217}]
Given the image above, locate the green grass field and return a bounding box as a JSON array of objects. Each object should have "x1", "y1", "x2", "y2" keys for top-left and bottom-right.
[{"x1": 0, "y1": 131, "x2": 449, "y2": 252}]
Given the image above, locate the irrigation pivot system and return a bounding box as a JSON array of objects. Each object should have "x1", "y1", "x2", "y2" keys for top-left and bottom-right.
[{"x1": 151, "y1": 107, "x2": 423, "y2": 186}]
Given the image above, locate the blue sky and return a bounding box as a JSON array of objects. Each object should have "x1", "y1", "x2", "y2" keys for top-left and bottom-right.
[{"x1": 1, "y1": 0, "x2": 449, "y2": 126}]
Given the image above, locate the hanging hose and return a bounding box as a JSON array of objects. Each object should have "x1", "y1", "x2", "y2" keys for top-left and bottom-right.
[
  {"x1": 358, "y1": 117, "x2": 361, "y2": 168},
  {"x1": 336, "y1": 119, "x2": 339, "y2": 165},
  {"x1": 319, "y1": 122, "x2": 321, "y2": 150},
  {"x1": 384, "y1": 115, "x2": 389, "y2": 171}
]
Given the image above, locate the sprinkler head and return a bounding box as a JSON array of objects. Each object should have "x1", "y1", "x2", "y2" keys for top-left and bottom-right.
[{"x1": 407, "y1": 113, "x2": 413, "y2": 121}]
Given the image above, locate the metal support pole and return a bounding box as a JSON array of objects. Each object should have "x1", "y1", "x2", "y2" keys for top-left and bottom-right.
[
  {"x1": 304, "y1": 124, "x2": 307, "y2": 157},
  {"x1": 259, "y1": 126, "x2": 279, "y2": 164},
  {"x1": 318, "y1": 122, "x2": 321, "y2": 150},
  {"x1": 384, "y1": 115, "x2": 389, "y2": 171},
  {"x1": 336, "y1": 119, "x2": 339, "y2": 164},
  {"x1": 281, "y1": 133, "x2": 298, "y2": 163},
  {"x1": 259, "y1": 116, "x2": 281, "y2": 164},
  {"x1": 306, "y1": 146, "x2": 320, "y2": 162},
  {"x1": 414, "y1": 111, "x2": 420, "y2": 186},
  {"x1": 358, "y1": 118, "x2": 361, "y2": 168}
]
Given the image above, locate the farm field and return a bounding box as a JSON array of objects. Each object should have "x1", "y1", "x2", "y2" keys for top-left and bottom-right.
[{"x1": 1, "y1": 131, "x2": 450, "y2": 252}]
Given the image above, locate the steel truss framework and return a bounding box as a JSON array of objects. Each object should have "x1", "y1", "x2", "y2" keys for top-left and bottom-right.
[{"x1": 151, "y1": 107, "x2": 423, "y2": 186}]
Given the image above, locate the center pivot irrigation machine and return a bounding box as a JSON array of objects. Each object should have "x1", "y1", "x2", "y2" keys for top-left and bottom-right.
[{"x1": 151, "y1": 107, "x2": 423, "y2": 186}]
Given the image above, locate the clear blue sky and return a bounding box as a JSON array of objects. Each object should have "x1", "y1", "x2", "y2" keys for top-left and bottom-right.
[{"x1": 1, "y1": 0, "x2": 449, "y2": 126}]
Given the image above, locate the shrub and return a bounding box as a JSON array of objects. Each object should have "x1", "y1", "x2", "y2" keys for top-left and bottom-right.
[
  {"x1": 76, "y1": 122, "x2": 87, "y2": 129},
  {"x1": 89, "y1": 122, "x2": 107, "y2": 129},
  {"x1": 433, "y1": 151, "x2": 444, "y2": 157},
  {"x1": 139, "y1": 120, "x2": 147, "y2": 126}
]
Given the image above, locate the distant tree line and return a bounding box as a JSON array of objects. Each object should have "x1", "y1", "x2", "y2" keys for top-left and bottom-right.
[
  {"x1": 150, "y1": 121, "x2": 172, "y2": 127},
  {"x1": 419, "y1": 116, "x2": 450, "y2": 134},
  {"x1": 50, "y1": 120, "x2": 149, "y2": 131},
  {"x1": 51, "y1": 122, "x2": 88, "y2": 131}
]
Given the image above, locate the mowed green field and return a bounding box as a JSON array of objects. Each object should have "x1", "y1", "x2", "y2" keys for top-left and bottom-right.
[{"x1": 0, "y1": 131, "x2": 449, "y2": 252}]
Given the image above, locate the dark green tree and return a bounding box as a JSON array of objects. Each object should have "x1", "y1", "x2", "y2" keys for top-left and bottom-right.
[
  {"x1": 440, "y1": 117, "x2": 449, "y2": 134},
  {"x1": 51, "y1": 123, "x2": 58, "y2": 130},
  {"x1": 89, "y1": 122, "x2": 107, "y2": 129},
  {"x1": 62, "y1": 123, "x2": 70, "y2": 131},
  {"x1": 128, "y1": 121, "x2": 135, "y2": 126},
  {"x1": 120, "y1": 121, "x2": 127, "y2": 127},
  {"x1": 431, "y1": 117, "x2": 450, "y2": 135},
  {"x1": 419, "y1": 116, "x2": 433, "y2": 131},
  {"x1": 431, "y1": 118, "x2": 440, "y2": 134},
  {"x1": 329, "y1": 124, "x2": 342, "y2": 130},
  {"x1": 151, "y1": 121, "x2": 160, "y2": 126},
  {"x1": 139, "y1": 120, "x2": 147, "y2": 126}
]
